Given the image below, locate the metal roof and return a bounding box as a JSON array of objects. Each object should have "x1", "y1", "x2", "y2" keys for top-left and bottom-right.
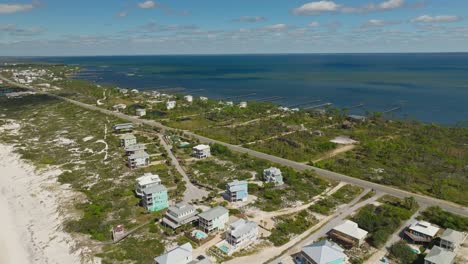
[
  {"x1": 409, "y1": 221, "x2": 440, "y2": 237},
  {"x1": 143, "y1": 184, "x2": 167, "y2": 195},
  {"x1": 198, "y1": 206, "x2": 228, "y2": 221},
  {"x1": 154, "y1": 243, "x2": 192, "y2": 264},
  {"x1": 129, "y1": 151, "x2": 149, "y2": 159},
  {"x1": 440, "y1": 228, "x2": 465, "y2": 244},
  {"x1": 424, "y1": 246, "x2": 456, "y2": 264},
  {"x1": 301, "y1": 240, "x2": 346, "y2": 264},
  {"x1": 332, "y1": 220, "x2": 368, "y2": 240}
]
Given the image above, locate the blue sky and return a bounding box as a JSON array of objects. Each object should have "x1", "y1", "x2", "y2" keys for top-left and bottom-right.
[{"x1": 1, "y1": 0, "x2": 467, "y2": 55}]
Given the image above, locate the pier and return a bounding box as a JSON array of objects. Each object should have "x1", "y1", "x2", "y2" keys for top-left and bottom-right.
[
  {"x1": 287, "y1": 99, "x2": 322, "y2": 108},
  {"x1": 383, "y1": 106, "x2": 401, "y2": 113},
  {"x1": 256, "y1": 96, "x2": 284, "y2": 102},
  {"x1": 304, "y1": 102, "x2": 333, "y2": 110}
]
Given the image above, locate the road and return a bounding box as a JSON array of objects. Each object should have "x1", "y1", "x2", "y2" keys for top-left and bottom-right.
[
  {"x1": 1, "y1": 74, "x2": 467, "y2": 217},
  {"x1": 157, "y1": 134, "x2": 208, "y2": 202},
  {"x1": 268, "y1": 191, "x2": 384, "y2": 264}
]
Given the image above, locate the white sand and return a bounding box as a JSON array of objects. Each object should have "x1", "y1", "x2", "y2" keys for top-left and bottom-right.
[{"x1": 0, "y1": 144, "x2": 84, "y2": 264}]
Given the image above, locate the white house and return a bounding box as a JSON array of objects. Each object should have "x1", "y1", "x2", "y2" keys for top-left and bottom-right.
[
  {"x1": 162, "y1": 202, "x2": 199, "y2": 230},
  {"x1": 198, "y1": 206, "x2": 229, "y2": 233},
  {"x1": 239, "y1": 102, "x2": 247, "y2": 108},
  {"x1": 192, "y1": 144, "x2": 211, "y2": 159},
  {"x1": 405, "y1": 221, "x2": 440, "y2": 243},
  {"x1": 135, "y1": 173, "x2": 161, "y2": 197},
  {"x1": 167, "y1": 101, "x2": 176, "y2": 110},
  {"x1": 330, "y1": 220, "x2": 368, "y2": 247},
  {"x1": 424, "y1": 246, "x2": 456, "y2": 264},
  {"x1": 128, "y1": 151, "x2": 150, "y2": 169},
  {"x1": 226, "y1": 219, "x2": 258, "y2": 250},
  {"x1": 263, "y1": 167, "x2": 284, "y2": 186},
  {"x1": 439, "y1": 228, "x2": 465, "y2": 252},
  {"x1": 136, "y1": 108, "x2": 146, "y2": 117},
  {"x1": 154, "y1": 243, "x2": 211, "y2": 264},
  {"x1": 120, "y1": 134, "x2": 137, "y2": 148},
  {"x1": 200, "y1": 96, "x2": 208, "y2": 102},
  {"x1": 184, "y1": 95, "x2": 193, "y2": 103}
]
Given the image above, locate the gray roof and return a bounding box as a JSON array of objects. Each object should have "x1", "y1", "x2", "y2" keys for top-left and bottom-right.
[
  {"x1": 198, "y1": 206, "x2": 228, "y2": 221},
  {"x1": 120, "y1": 133, "x2": 136, "y2": 140},
  {"x1": 114, "y1": 123, "x2": 134, "y2": 129},
  {"x1": 168, "y1": 202, "x2": 196, "y2": 216},
  {"x1": 229, "y1": 219, "x2": 257, "y2": 238},
  {"x1": 348, "y1": 115, "x2": 366, "y2": 120},
  {"x1": 301, "y1": 240, "x2": 346, "y2": 264},
  {"x1": 129, "y1": 151, "x2": 149, "y2": 159},
  {"x1": 154, "y1": 243, "x2": 192, "y2": 264},
  {"x1": 125, "y1": 144, "x2": 146, "y2": 151},
  {"x1": 226, "y1": 180, "x2": 248, "y2": 192},
  {"x1": 440, "y1": 228, "x2": 465, "y2": 244},
  {"x1": 425, "y1": 246, "x2": 456, "y2": 264},
  {"x1": 143, "y1": 184, "x2": 167, "y2": 195}
]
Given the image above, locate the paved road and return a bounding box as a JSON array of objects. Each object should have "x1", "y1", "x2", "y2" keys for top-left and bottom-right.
[
  {"x1": 157, "y1": 134, "x2": 209, "y2": 202},
  {"x1": 269, "y1": 191, "x2": 384, "y2": 264},
  {"x1": 1, "y1": 75, "x2": 467, "y2": 217}
]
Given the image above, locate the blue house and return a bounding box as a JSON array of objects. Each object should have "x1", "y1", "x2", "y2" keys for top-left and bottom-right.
[{"x1": 226, "y1": 180, "x2": 248, "y2": 202}]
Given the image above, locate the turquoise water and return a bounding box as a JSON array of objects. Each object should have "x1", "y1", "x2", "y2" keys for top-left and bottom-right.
[
  {"x1": 194, "y1": 230, "x2": 207, "y2": 240},
  {"x1": 34, "y1": 53, "x2": 468, "y2": 125},
  {"x1": 219, "y1": 245, "x2": 229, "y2": 254}
]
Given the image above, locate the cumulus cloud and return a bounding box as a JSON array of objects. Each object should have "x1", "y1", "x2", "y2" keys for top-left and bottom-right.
[
  {"x1": 233, "y1": 16, "x2": 266, "y2": 23},
  {"x1": 293, "y1": 1, "x2": 340, "y2": 15},
  {"x1": 364, "y1": 19, "x2": 386, "y2": 27},
  {"x1": 265, "y1": 24, "x2": 288, "y2": 31},
  {"x1": 138, "y1": 1, "x2": 156, "y2": 9},
  {"x1": 0, "y1": 3, "x2": 35, "y2": 14},
  {"x1": 294, "y1": 0, "x2": 407, "y2": 15},
  {"x1": 411, "y1": 15, "x2": 461, "y2": 23}
]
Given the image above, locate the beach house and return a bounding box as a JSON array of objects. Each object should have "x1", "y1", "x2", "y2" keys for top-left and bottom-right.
[
  {"x1": 198, "y1": 206, "x2": 229, "y2": 233},
  {"x1": 329, "y1": 220, "x2": 368, "y2": 247},
  {"x1": 166, "y1": 101, "x2": 176, "y2": 110},
  {"x1": 239, "y1": 102, "x2": 247, "y2": 108},
  {"x1": 113, "y1": 123, "x2": 134, "y2": 133},
  {"x1": 120, "y1": 134, "x2": 137, "y2": 147},
  {"x1": 200, "y1": 96, "x2": 208, "y2": 102},
  {"x1": 136, "y1": 108, "x2": 146, "y2": 117},
  {"x1": 125, "y1": 143, "x2": 147, "y2": 156},
  {"x1": 184, "y1": 95, "x2": 193, "y2": 103},
  {"x1": 135, "y1": 173, "x2": 161, "y2": 197},
  {"x1": 424, "y1": 246, "x2": 456, "y2": 264},
  {"x1": 142, "y1": 184, "x2": 168, "y2": 212},
  {"x1": 439, "y1": 228, "x2": 465, "y2": 252},
  {"x1": 162, "y1": 202, "x2": 199, "y2": 230},
  {"x1": 154, "y1": 243, "x2": 212, "y2": 264},
  {"x1": 128, "y1": 151, "x2": 150, "y2": 169},
  {"x1": 263, "y1": 167, "x2": 284, "y2": 186},
  {"x1": 405, "y1": 221, "x2": 440, "y2": 243},
  {"x1": 226, "y1": 180, "x2": 248, "y2": 202},
  {"x1": 295, "y1": 240, "x2": 347, "y2": 264},
  {"x1": 225, "y1": 219, "x2": 258, "y2": 250},
  {"x1": 192, "y1": 144, "x2": 211, "y2": 159}
]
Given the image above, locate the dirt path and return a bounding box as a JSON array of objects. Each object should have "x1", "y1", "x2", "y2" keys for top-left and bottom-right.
[{"x1": 313, "y1": 144, "x2": 357, "y2": 163}]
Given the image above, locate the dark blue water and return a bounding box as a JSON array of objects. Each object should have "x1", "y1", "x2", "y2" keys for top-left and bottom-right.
[{"x1": 36, "y1": 54, "x2": 468, "y2": 125}]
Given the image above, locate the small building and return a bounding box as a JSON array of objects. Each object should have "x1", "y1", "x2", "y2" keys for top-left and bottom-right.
[
  {"x1": 128, "y1": 151, "x2": 150, "y2": 169},
  {"x1": 200, "y1": 96, "x2": 208, "y2": 102},
  {"x1": 226, "y1": 219, "x2": 258, "y2": 251},
  {"x1": 263, "y1": 167, "x2": 284, "y2": 186},
  {"x1": 192, "y1": 144, "x2": 211, "y2": 159},
  {"x1": 226, "y1": 180, "x2": 248, "y2": 202},
  {"x1": 125, "y1": 143, "x2": 147, "y2": 156},
  {"x1": 405, "y1": 221, "x2": 440, "y2": 243},
  {"x1": 112, "y1": 104, "x2": 127, "y2": 111},
  {"x1": 198, "y1": 206, "x2": 229, "y2": 233},
  {"x1": 424, "y1": 246, "x2": 456, "y2": 264},
  {"x1": 142, "y1": 184, "x2": 168, "y2": 212},
  {"x1": 120, "y1": 134, "x2": 137, "y2": 148},
  {"x1": 112, "y1": 225, "x2": 125, "y2": 242},
  {"x1": 184, "y1": 95, "x2": 193, "y2": 103},
  {"x1": 347, "y1": 115, "x2": 367, "y2": 123},
  {"x1": 439, "y1": 228, "x2": 465, "y2": 252},
  {"x1": 113, "y1": 123, "x2": 134, "y2": 133},
  {"x1": 131, "y1": 89, "x2": 139, "y2": 93},
  {"x1": 226, "y1": 101, "x2": 234, "y2": 106},
  {"x1": 239, "y1": 102, "x2": 247, "y2": 108},
  {"x1": 136, "y1": 108, "x2": 146, "y2": 117},
  {"x1": 135, "y1": 173, "x2": 161, "y2": 197},
  {"x1": 154, "y1": 243, "x2": 211, "y2": 264},
  {"x1": 162, "y1": 202, "x2": 199, "y2": 230},
  {"x1": 167, "y1": 101, "x2": 176, "y2": 110},
  {"x1": 295, "y1": 240, "x2": 347, "y2": 264},
  {"x1": 329, "y1": 220, "x2": 368, "y2": 247}
]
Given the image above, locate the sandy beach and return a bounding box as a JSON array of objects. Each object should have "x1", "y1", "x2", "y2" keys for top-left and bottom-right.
[{"x1": 0, "y1": 143, "x2": 84, "y2": 264}]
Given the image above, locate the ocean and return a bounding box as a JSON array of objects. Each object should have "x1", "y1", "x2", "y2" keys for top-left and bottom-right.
[{"x1": 34, "y1": 53, "x2": 468, "y2": 125}]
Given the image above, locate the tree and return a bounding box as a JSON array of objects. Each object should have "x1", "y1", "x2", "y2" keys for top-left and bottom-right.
[{"x1": 389, "y1": 241, "x2": 417, "y2": 264}]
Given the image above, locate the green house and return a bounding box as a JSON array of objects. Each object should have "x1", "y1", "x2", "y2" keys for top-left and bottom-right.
[{"x1": 142, "y1": 184, "x2": 168, "y2": 212}]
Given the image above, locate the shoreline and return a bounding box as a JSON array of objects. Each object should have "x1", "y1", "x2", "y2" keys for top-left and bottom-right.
[{"x1": 0, "y1": 142, "x2": 85, "y2": 264}]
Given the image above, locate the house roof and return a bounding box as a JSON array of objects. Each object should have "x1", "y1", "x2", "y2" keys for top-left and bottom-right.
[
  {"x1": 228, "y1": 219, "x2": 257, "y2": 238},
  {"x1": 129, "y1": 151, "x2": 149, "y2": 159},
  {"x1": 143, "y1": 184, "x2": 167, "y2": 195},
  {"x1": 136, "y1": 173, "x2": 160, "y2": 186},
  {"x1": 424, "y1": 246, "x2": 456, "y2": 264},
  {"x1": 332, "y1": 220, "x2": 368, "y2": 240},
  {"x1": 302, "y1": 240, "x2": 346, "y2": 264},
  {"x1": 440, "y1": 228, "x2": 465, "y2": 244},
  {"x1": 120, "y1": 133, "x2": 136, "y2": 140},
  {"x1": 168, "y1": 202, "x2": 196, "y2": 217},
  {"x1": 198, "y1": 206, "x2": 228, "y2": 221},
  {"x1": 227, "y1": 180, "x2": 248, "y2": 192},
  {"x1": 125, "y1": 144, "x2": 146, "y2": 152},
  {"x1": 193, "y1": 144, "x2": 210, "y2": 151},
  {"x1": 154, "y1": 243, "x2": 193, "y2": 264},
  {"x1": 114, "y1": 123, "x2": 133, "y2": 129},
  {"x1": 264, "y1": 167, "x2": 282, "y2": 177},
  {"x1": 409, "y1": 221, "x2": 440, "y2": 237}
]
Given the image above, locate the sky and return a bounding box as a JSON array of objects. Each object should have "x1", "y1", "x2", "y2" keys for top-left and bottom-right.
[{"x1": 0, "y1": 0, "x2": 467, "y2": 56}]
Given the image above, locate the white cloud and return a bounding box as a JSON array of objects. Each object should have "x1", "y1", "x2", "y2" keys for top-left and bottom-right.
[
  {"x1": 117, "y1": 11, "x2": 127, "y2": 18},
  {"x1": 0, "y1": 24, "x2": 45, "y2": 36},
  {"x1": 366, "y1": 19, "x2": 386, "y2": 27},
  {"x1": 0, "y1": 3, "x2": 35, "y2": 14},
  {"x1": 266, "y1": 24, "x2": 288, "y2": 31},
  {"x1": 234, "y1": 16, "x2": 266, "y2": 22},
  {"x1": 379, "y1": 0, "x2": 404, "y2": 10},
  {"x1": 411, "y1": 15, "x2": 461, "y2": 23},
  {"x1": 138, "y1": 1, "x2": 156, "y2": 9},
  {"x1": 309, "y1": 21, "x2": 319, "y2": 27},
  {"x1": 293, "y1": 1, "x2": 340, "y2": 15}
]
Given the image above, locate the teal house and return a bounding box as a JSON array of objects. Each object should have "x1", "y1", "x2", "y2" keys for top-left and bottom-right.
[
  {"x1": 295, "y1": 240, "x2": 346, "y2": 264},
  {"x1": 142, "y1": 184, "x2": 168, "y2": 212}
]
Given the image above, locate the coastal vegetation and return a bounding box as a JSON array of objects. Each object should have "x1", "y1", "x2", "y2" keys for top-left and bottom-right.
[
  {"x1": 308, "y1": 184, "x2": 363, "y2": 215},
  {"x1": 268, "y1": 210, "x2": 317, "y2": 246},
  {"x1": 419, "y1": 206, "x2": 468, "y2": 231}
]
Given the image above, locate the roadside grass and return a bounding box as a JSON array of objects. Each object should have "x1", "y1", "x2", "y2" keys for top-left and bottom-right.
[
  {"x1": 308, "y1": 184, "x2": 363, "y2": 215},
  {"x1": 268, "y1": 210, "x2": 318, "y2": 246}
]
